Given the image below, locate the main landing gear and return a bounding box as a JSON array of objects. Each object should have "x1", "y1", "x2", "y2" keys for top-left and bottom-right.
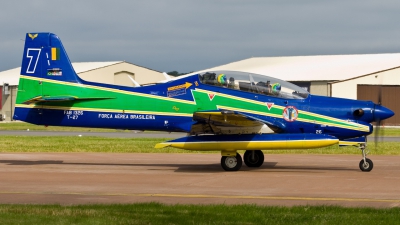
[
  {"x1": 220, "y1": 150, "x2": 265, "y2": 171},
  {"x1": 359, "y1": 144, "x2": 373, "y2": 172},
  {"x1": 243, "y1": 150, "x2": 264, "y2": 167},
  {"x1": 221, "y1": 153, "x2": 242, "y2": 171}
]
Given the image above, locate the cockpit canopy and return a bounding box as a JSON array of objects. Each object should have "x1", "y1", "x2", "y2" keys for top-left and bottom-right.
[{"x1": 198, "y1": 71, "x2": 309, "y2": 99}]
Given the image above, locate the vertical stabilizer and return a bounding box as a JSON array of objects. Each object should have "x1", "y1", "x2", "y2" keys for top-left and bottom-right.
[
  {"x1": 14, "y1": 33, "x2": 83, "y2": 123},
  {"x1": 21, "y1": 33, "x2": 79, "y2": 82}
]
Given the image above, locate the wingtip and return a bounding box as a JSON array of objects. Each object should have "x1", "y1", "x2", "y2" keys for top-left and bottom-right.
[{"x1": 154, "y1": 143, "x2": 171, "y2": 149}]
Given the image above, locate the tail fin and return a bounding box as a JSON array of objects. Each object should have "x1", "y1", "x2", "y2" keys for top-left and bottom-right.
[
  {"x1": 14, "y1": 33, "x2": 83, "y2": 123},
  {"x1": 21, "y1": 32, "x2": 79, "y2": 82}
]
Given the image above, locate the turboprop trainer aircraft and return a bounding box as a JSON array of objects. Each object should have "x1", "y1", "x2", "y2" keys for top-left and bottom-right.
[{"x1": 14, "y1": 33, "x2": 394, "y2": 172}]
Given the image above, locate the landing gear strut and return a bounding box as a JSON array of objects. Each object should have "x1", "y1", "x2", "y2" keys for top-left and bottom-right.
[
  {"x1": 243, "y1": 150, "x2": 264, "y2": 167},
  {"x1": 221, "y1": 153, "x2": 242, "y2": 171},
  {"x1": 359, "y1": 144, "x2": 373, "y2": 172}
]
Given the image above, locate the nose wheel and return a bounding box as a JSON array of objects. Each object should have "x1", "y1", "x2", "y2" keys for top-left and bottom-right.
[
  {"x1": 359, "y1": 158, "x2": 373, "y2": 172},
  {"x1": 359, "y1": 144, "x2": 373, "y2": 172}
]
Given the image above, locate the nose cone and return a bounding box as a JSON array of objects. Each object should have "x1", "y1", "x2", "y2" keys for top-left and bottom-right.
[{"x1": 374, "y1": 104, "x2": 395, "y2": 121}]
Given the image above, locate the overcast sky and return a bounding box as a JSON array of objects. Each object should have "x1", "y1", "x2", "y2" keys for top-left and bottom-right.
[{"x1": 1, "y1": 0, "x2": 400, "y2": 73}]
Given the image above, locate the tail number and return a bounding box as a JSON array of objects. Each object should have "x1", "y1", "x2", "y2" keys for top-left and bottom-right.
[
  {"x1": 64, "y1": 110, "x2": 83, "y2": 120},
  {"x1": 26, "y1": 48, "x2": 41, "y2": 73}
]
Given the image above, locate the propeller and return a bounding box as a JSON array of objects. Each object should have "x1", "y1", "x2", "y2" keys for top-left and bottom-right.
[{"x1": 374, "y1": 85, "x2": 383, "y2": 150}]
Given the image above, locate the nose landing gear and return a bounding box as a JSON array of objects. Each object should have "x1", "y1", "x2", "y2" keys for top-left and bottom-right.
[{"x1": 359, "y1": 144, "x2": 373, "y2": 172}]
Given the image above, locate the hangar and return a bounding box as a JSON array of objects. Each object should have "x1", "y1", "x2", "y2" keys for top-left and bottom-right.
[
  {"x1": 202, "y1": 53, "x2": 400, "y2": 125},
  {"x1": 2, "y1": 54, "x2": 400, "y2": 125},
  {"x1": 0, "y1": 61, "x2": 165, "y2": 121}
]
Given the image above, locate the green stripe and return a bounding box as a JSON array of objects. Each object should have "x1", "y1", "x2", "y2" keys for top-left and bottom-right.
[{"x1": 16, "y1": 77, "x2": 369, "y2": 132}]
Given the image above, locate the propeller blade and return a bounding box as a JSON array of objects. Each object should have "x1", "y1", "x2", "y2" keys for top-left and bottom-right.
[
  {"x1": 127, "y1": 75, "x2": 140, "y2": 87},
  {"x1": 374, "y1": 85, "x2": 383, "y2": 149},
  {"x1": 374, "y1": 117, "x2": 380, "y2": 150},
  {"x1": 377, "y1": 85, "x2": 382, "y2": 105}
]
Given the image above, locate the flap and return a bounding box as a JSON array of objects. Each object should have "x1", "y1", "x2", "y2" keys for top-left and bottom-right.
[
  {"x1": 193, "y1": 110, "x2": 284, "y2": 132},
  {"x1": 193, "y1": 110, "x2": 264, "y2": 127}
]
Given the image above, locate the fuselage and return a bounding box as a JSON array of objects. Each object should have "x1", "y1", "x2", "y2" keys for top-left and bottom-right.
[{"x1": 14, "y1": 71, "x2": 393, "y2": 141}]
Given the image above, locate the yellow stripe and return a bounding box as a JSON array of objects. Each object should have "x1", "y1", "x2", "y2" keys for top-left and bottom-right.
[
  {"x1": 51, "y1": 48, "x2": 57, "y2": 60},
  {"x1": 1, "y1": 191, "x2": 398, "y2": 203}
]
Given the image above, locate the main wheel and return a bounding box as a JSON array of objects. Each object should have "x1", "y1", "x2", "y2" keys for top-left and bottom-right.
[
  {"x1": 359, "y1": 158, "x2": 373, "y2": 172},
  {"x1": 244, "y1": 150, "x2": 264, "y2": 167},
  {"x1": 221, "y1": 153, "x2": 242, "y2": 171}
]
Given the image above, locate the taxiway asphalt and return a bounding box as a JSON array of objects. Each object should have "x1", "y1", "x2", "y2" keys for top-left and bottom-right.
[{"x1": 0, "y1": 153, "x2": 399, "y2": 208}]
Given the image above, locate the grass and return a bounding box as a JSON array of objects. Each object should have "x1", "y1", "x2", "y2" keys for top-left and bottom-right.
[
  {"x1": 1, "y1": 122, "x2": 400, "y2": 136},
  {"x1": 0, "y1": 136, "x2": 399, "y2": 155},
  {"x1": 0, "y1": 136, "x2": 188, "y2": 153},
  {"x1": 0, "y1": 122, "x2": 124, "y2": 132},
  {"x1": 0, "y1": 203, "x2": 399, "y2": 225},
  {"x1": 1, "y1": 122, "x2": 399, "y2": 155},
  {"x1": 373, "y1": 127, "x2": 400, "y2": 136}
]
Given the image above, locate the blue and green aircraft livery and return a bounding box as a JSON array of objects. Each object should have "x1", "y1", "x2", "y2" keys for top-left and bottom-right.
[{"x1": 14, "y1": 33, "x2": 394, "y2": 171}]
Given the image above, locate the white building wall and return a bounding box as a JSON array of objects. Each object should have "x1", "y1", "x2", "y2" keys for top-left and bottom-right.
[
  {"x1": 1, "y1": 86, "x2": 17, "y2": 121},
  {"x1": 78, "y1": 62, "x2": 164, "y2": 86},
  {"x1": 331, "y1": 68, "x2": 400, "y2": 99},
  {"x1": 310, "y1": 81, "x2": 329, "y2": 96}
]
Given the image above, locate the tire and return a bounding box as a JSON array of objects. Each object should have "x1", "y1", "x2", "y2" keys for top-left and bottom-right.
[
  {"x1": 244, "y1": 150, "x2": 264, "y2": 167},
  {"x1": 359, "y1": 158, "x2": 373, "y2": 172},
  {"x1": 221, "y1": 153, "x2": 243, "y2": 171}
]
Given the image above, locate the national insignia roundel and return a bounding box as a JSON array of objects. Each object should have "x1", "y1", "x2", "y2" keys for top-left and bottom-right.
[{"x1": 283, "y1": 106, "x2": 298, "y2": 122}]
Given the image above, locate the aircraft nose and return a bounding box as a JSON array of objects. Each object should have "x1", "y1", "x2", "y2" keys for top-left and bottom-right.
[{"x1": 374, "y1": 104, "x2": 395, "y2": 121}]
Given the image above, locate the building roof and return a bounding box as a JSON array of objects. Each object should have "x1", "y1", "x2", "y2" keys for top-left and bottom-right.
[
  {"x1": 71, "y1": 61, "x2": 123, "y2": 73},
  {"x1": 0, "y1": 61, "x2": 123, "y2": 85},
  {"x1": 0, "y1": 68, "x2": 21, "y2": 86},
  {"x1": 202, "y1": 53, "x2": 400, "y2": 82}
]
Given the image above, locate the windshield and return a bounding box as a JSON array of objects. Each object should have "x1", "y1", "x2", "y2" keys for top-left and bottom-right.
[{"x1": 198, "y1": 71, "x2": 309, "y2": 99}]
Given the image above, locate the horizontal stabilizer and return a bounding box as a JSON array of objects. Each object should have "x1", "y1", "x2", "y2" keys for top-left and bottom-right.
[
  {"x1": 23, "y1": 96, "x2": 115, "y2": 104},
  {"x1": 155, "y1": 133, "x2": 339, "y2": 151}
]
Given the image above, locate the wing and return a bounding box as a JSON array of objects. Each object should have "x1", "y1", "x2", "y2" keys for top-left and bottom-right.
[
  {"x1": 155, "y1": 133, "x2": 339, "y2": 150},
  {"x1": 339, "y1": 136, "x2": 366, "y2": 147},
  {"x1": 189, "y1": 109, "x2": 283, "y2": 135}
]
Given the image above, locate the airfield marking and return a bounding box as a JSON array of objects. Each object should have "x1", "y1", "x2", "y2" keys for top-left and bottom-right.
[{"x1": 0, "y1": 191, "x2": 399, "y2": 204}]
